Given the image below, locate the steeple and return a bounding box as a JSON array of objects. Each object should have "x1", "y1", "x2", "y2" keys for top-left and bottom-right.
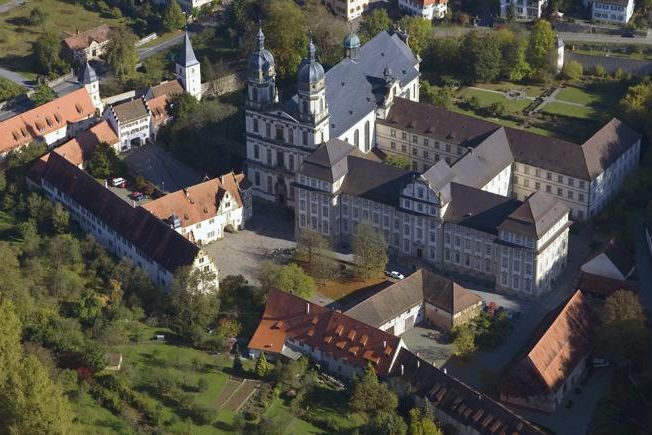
[
  {"x1": 82, "y1": 61, "x2": 97, "y2": 85},
  {"x1": 82, "y1": 62, "x2": 102, "y2": 112},
  {"x1": 297, "y1": 39, "x2": 328, "y2": 129},
  {"x1": 246, "y1": 23, "x2": 277, "y2": 109},
  {"x1": 343, "y1": 31, "x2": 361, "y2": 60},
  {"x1": 176, "y1": 31, "x2": 201, "y2": 100}
]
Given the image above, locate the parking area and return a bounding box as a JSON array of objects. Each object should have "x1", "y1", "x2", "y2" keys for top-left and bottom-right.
[
  {"x1": 203, "y1": 199, "x2": 296, "y2": 285},
  {"x1": 121, "y1": 144, "x2": 204, "y2": 193},
  {"x1": 401, "y1": 325, "x2": 453, "y2": 369}
]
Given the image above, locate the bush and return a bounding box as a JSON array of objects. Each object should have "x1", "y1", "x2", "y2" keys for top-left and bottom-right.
[
  {"x1": 190, "y1": 404, "x2": 214, "y2": 425},
  {"x1": 562, "y1": 60, "x2": 583, "y2": 81}
]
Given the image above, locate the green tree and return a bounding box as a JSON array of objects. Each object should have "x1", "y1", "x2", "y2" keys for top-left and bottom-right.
[
  {"x1": 359, "y1": 9, "x2": 392, "y2": 43},
  {"x1": 460, "y1": 31, "x2": 501, "y2": 83},
  {"x1": 254, "y1": 352, "x2": 271, "y2": 378},
  {"x1": 304, "y1": 0, "x2": 348, "y2": 66},
  {"x1": 350, "y1": 363, "x2": 400, "y2": 420},
  {"x1": 353, "y1": 222, "x2": 388, "y2": 279},
  {"x1": 169, "y1": 267, "x2": 220, "y2": 344},
  {"x1": 106, "y1": 28, "x2": 139, "y2": 80},
  {"x1": 30, "y1": 82, "x2": 56, "y2": 107},
  {"x1": 29, "y1": 7, "x2": 49, "y2": 26},
  {"x1": 263, "y1": 0, "x2": 307, "y2": 77},
  {"x1": 0, "y1": 77, "x2": 25, "y2": 101},
  {"x1": 408, "y1": 407, "x2": 442, "y2": 435},
  {"x1": 620, "y1": 80, "x2": 652, "y2": 138},
  {"x1": 87, "y1": 144, "x2": 117, "y2": 179},
  {"x1": 33, "y1": 31, "x2": 66, "y2": 76},
  {"x1": 385, "y1": 153, "x2": 410, "y2": 169},
  {"x1": 50, "y1": 203, "x2": 70, "y2": 234},
  {"x1": 527, "y1": 20, "x2": 555, "y2": 72},
  {"x1": 562, "y1": 60, "x2": 583, "y2": 80},
  {"x1": 81, "y1": 343, "x2": 107, "y2": 373},
  {"x1": 397, "y1": 16, "x2": 433, "y2": 56},
  {"x1": 420, "y1": 81, "x2": 454, "y2": 109},
  {"x1": 497, "y1": 29, "x2": 531, "y2": 81},
  {"x1": 599, "y1": 290, "x2": 648, "y2": 368},
  {"x1": 233, "y1": 351, "x2": 243, "y2": 374},
  {"x1": 452, "y1": 324, "x2": 476, "y2": 357},
  {"x1": 296, "y1": 228, "x2": 338, "y2": 282},
  {"x1": 162, "y1": 0, "x2": 186, "y2": 32},
  {"x1": 506, "y1": 2, "x2": 516, "y2": 22},
  {"x1": 276, "y1": 263, "x2": 315, "y2": 298}
]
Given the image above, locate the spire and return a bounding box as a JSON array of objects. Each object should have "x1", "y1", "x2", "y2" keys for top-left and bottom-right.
[
  {"x1": 82, "y1": 62, "x2": 97, "y2": 84},
  {"x1": 308, "y1": 39, "x2": 316, "y2": 62},
  {"x1": 179, "y1": 31, "x2": 198, "y2": 67},
  {"x1": 257, "y1": 21, "x2": 265, "y2": 49}
]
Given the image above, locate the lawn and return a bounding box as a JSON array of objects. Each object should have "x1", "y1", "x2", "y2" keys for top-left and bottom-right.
[
  {"x1": 541, "y1": 102, "x2": 602, "y2": 121},
  {"x1": 555, "y1": 86, "x2": 606, "y2": 107},
  {"x1": 265, "y1": 399, "x2": 324, "y2": 434},
  {"x1": 73, "y1": 393, "x2": 135, "y2": 435},
  {"x1": 138, "y1": 30, "x2": 183, "y2": 49},
  {"x1": 458, "y1": 88, "x2": 532, "y2": 114},
  {"x1": 0, "y1": 0, "x2": 126, "y2": 75},
  {"x1": 473, "y1": 82, "x2": 545, "y2": 98}
]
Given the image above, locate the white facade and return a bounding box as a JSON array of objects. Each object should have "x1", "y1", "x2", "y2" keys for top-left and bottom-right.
[
  {"x1": 324, "y1": 0, "x2": 370, "y2": 20},
  {"x1": 176, "y1": 61, "x2": 202, "y2": 101},
  {"x1": 177, "y1": 191, "x2": 245, "y2": 245},
  {"x1": 399, "y1": 0, "x2": 448, "y2": 20},
  {"x1": 103, "y1": 103, "x2": 151, "y2": 152},
  {"x1": 591, "y1": 0, "x2": 634, "y2": 24},
  {"x1": 500, "y1": 0, "x2": 548, "y2": 20}
]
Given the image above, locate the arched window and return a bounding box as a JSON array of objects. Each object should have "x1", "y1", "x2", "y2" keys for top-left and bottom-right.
[
  {"x1": 354, "y1": 129, "x2": 360, "y2": 148},
  {"x1": 302, "y1": 101, "x2": 308, "y2": 114},
  {"x1": 364, "y1": 120, "x2": 370, "y2": 152},
  {"x1": 252, "y1": 87, "x2": 258, "y2": 100},
  {"x1": 321, "y1": 98, "x2": 324, "y2": 112}
]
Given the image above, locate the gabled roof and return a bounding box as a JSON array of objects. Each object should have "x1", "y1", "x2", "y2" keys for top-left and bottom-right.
[
  {"x1": 345, "y1": 269, "x2": 482, "y2": 328},
  {"x1": 301, "y1": 139, "x2": 352, "y2": 182},
  {"x1": 578, "y1": 272, "x2": 637, "y2": 299},
  {"x1": 501, "y1": 290, "x2": 597, "y2": 397},
  {"x1": 0, "y1": 88, "x2": 95, "y2": 153},
  {"x1": 582, "y1": 237, "x2": 636, "y2": 279},
  {"x1": 178, "y1": 32, "x2": 199, "y2": 67},
  {"x1": 389, "y1": 349, "x2": 545, "y2": 435},
  {"x1": 323, "y1": 31, "x2": 419, "y2": 137},
  {"x1": 148, "y1": 95, "x2": 173, "y2": 126},
  {"x1": 498, "y1": 191, "x2": 569, "y2": 239},
  {"x1": 63, "y1": 24, "x2": 111, "y2": 51},
  {"x1": 248, "y1": 289, "x2": 402, "y2": 376},
  {"x1": 40, "y1": 153, "x2": 199, "y2": 273},
  {"x1": 112, "y1": 98, "x2": 150, "y2": 123},
  {"x1": 581, "y1": 118, "x2": 641, "y2": 179},
  {"x1": 147, "y1": 80, "x2": 185, "y2": 100},
  {"x1": 142, "y1": 173, "x2": 245, "y2": 229}
]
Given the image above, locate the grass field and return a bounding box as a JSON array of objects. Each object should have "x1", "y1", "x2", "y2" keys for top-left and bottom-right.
[
  {"x1": 555, "y1": 86, "x2": 607, "y2": 107},
  {"x1": 0, "y1": 0, "x2": 125, "y2": 75},
  {"x1": 265, "y1": 399, "x2": 324, "y2": 434},
  {"x1": 458, "y1": 88, "x2": 532, "y2": 114},
  {"x1": 541, "y1": 102, "x2": 602, "y2": 120},
  {"x1": 473, "y1": 82, "x2": 545, "y2": 98}
]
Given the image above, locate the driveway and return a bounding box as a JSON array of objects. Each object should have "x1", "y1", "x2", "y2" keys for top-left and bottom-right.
[
  {"x1": 402, "y1": 325, "x2": 453, "y2": 368},
  {"x1": 121, "y1": 144, "x2": 204, "y2": 193},
  {"x1": 0, "y1": 66, "x2": 32, "y2": 88},
  {"x1": 203, "y1": 199, "x2": 296, "y2": 285}
]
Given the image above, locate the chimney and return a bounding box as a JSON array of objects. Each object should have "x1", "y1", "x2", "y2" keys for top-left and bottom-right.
[
  {"x1": 183, "y1": 188, "x2": 189, "y2": 198},
  {"x1": 400, "y1": 364, "x2": 404, "y2": 375},
  {"x1": 383, "y1": 340, "x2": 387, "y2": 348},
  {"x1": 417, "y1": 360, "x2": 420, "y2": 368},
  {"x1": 306, "y1": 303, "x2": 310, "y2": 314},
  {"x1": 76, "y1": 29, "x2": 80, "y2": 35},
  {"x1": 443, "y1": 368, "x2": 447, "y2": 374}
]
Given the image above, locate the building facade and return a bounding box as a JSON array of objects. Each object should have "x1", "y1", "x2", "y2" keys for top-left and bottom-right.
[
  {"x1": 62, "y1": 25, "x2": 111, "y2": 64},
  {"x1": 398, "y1": 0, "x2": 448, "y2": 20},
  {"x1": 500, "y1": 0, "x2": 548, "y2": 20},
  {"x1": 103, "y1": 98, "x2": 152, "y2": 152},
  {"x1": 323, "y1": 0, "x2": 370, "y2": 20},
  {"x1": 175, "y1": 32, "x2": 202, "y2": 101},
  {"x1": 244, "y1": 29, "x2": 420, "y2": 206},
  {"x1": 591, "y1": 0, "x2": 634, "y2": 24}
]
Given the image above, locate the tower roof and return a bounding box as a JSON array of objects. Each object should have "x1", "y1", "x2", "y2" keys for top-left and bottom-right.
[
  {"x1": 82, "y1": 62, "x2": 97, "y2": 84},
  {"x1": 343, "y1": 32, "x2": 361, "y2": 49},
  {"x1": 178, "y1": 32, "x2": 199, "y2": 67},
  {"x1": 248, "y1": 25, "x2": 275, "y2": 78},
  {"x1": 298, "y1": 40, "x2": 325, "y2": 85}
]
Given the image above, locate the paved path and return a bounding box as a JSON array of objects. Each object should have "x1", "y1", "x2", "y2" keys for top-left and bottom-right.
[
  {"x1": 0, "y1": 0, "x2": 22, "y2": 14},
  {"x1": 0, "y1": 66, "x2": 32, "y2": 88},
  {"x1": 138, "y1": 33, "x2": 185, "y2": 61},
  {"x1": 560, "y1": 32, "x2": 652, "y2": 46}
]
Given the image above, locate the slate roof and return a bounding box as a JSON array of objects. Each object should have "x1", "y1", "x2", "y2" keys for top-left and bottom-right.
[
  {"x1": 248, "y1": 289, "x2": 402, "y2": 376},
  {"x1": 587, "y1": 237, "x2": 636, "y2": 279},
  {"x1": 300, "y1": 139, "x2": 352, "y2": 182},
  {"x1": 581, "y1": 118, "x2": 641, "y2": 179},
  {"x1": 341, "y1": 157, "x2": 417, "y2": 208},
  {"x1": 444, "y1": 183, "x2": 521, "y2": 234},
  {"x1": 501, "y1": 290, "x2": 597, "y2": 398},
  {"x1": 323, "y1": 31, "x2": 419, "y2": 137},
  {"x1": 41, "y1": 153, "x2": 199, "y2": 273},
  {"x1": 389, "y1": 349, "x2": 545, "y2": 435},
  {"x1": 578, "y1": 272, "x2": 637, "y2": 299},
  {"x1": 82, "y1": 62, "x2": 97, "y2": 84},
  {"x1": 421, "y1": 160, "x2": 456, "y2": 204},
  {"x1": 178, "y1": 32, "x2": 199, "y2": 67},
  {"x1": 345, "y1": 269, "x2": 482, "y2": 328},
  {"x1": 112, "y1": 98, "x2": 149, "y2": 123},
  {"x1": 498, "y1": 191, "x2": 569, "y2": 239}
]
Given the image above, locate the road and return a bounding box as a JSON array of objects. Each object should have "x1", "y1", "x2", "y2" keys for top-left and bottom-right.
[
  {"x1": 0, "y1": 0, "x2": 22, "y2": 14},
  {"x1": 0, "y1": 66, "x2": 32, "y2": 88},
  {"x1": 560, "y1": 31, "x2": 652, "y2": 45},
  {"x1": 138, "y1": 33, "x2": 186, "y2": 61}
]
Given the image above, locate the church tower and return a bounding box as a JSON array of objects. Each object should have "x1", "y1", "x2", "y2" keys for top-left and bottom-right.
[
  {"x1": 246, "y1": 26, "x2": 277, "y2": 109},
  {"x1": 296, "y1": 40, "x2": 329, "y2": 145},
  {"x1": 82, "y1": 62, "x2": 103, "y2": 113},
  {"x1": 176, "y1": 32, "x2": 202, "y2": 101},
  {"x1": 343, "y1": 31, "x2": 360, "y2": 60}
]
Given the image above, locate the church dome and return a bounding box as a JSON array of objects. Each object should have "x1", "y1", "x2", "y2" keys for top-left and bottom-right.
[
  {"x1": 297, "y1": 40, "x2": 325, "y2": 85},
  {"x1": 248, "y1": 27, "x2": 275, "y2": 78},
  {"x1": 343, "y1": 32, "x2": 360, "y2": 50}
]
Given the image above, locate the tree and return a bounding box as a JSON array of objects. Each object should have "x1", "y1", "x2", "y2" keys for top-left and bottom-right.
[
  {"x1": 275, "y1": 263, "x2": 315, "y2": 298},
  {"x1": 33, "y1": 32, "x2": 66, "y2": 76},
  {"x1": 599, "y1": 290, "x2": 648, "y2": 368},
  {"x1": 353, "y1": 223, "x2": 388, "y2": 279},
  {"x1": 233, "y1": 351, "x2": 243, "y2": 374},
  {"x1": 162, "y1": 0, "x2": 186, "y2": 32},
  {"x1": 460, "y1": 31, "x2": 501, "y2": 83},
  {"x1": 0, "y1": 77, "x2": 25, "y2": 102},
  {"x1": 255, "y1": 352, "x2": 271, "y2": 378},
  {"x1": 408, "y1": 408, "x2": 443, "y2": 435},
  {"x1": 359, "y1": 9, "x2": 392, "y2": 43},
  {"x1": 620, "y1": 80, "x2": 652, "y2": 138},
  {"x1": 497, "y1": 29, "x2": 531, "y2": 81},
  {"x1": 29, "y1": 7, "x2": 48, "y2": 26},
  {"x1": 527, "y1": 20, "x2": 555, "y2": 72},
  {"x1": 350, "y1": 363, "x2": 400, "y2": 421},
  {"x1": 296, "y1": 228, "x2": 338, "y2": 281},
  {"x1": 87, "y1": 144, "x2": 115, "y2": 179},
  {"x1": 169, "y1": 267, "x2": 220, "y2": 344},
  {"x1": 506, "y1": 2, "x2": 516, "y2": 22},
  {"x1": 562, "y1": 60, "x2": 583, "y2": 80},
  {"x1": 304, "y1": 0, "x2": 348, "y2": 66},
  {"x1": 106, "y1": 28, "x2": 139, "y2": 80},
  {"x1": 420, "y1": 81, "x2": 454, "y2": 109},
  {"x1": 452, "y1": 324, "x2": 476, "y2": 357},
  {"x1": 263, "y1": 0, "x2": 307, "y2": 77},
  {"x1": 385, "y1": 153, "x2": 410, "y2": 169},
  {"x1": 30, "y1": 82, "x2": 56, "y2": 107},
  {"x1": 397, "y1": 16, "x2": 433, "y2": 57}
]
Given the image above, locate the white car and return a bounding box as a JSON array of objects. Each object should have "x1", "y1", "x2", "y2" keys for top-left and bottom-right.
[
  {"x1": 110, "y1": 177, "x2": 126, "y2": 187},
  {"x1": 389, "y1": 271, "x2": 405, "y2": 280}
]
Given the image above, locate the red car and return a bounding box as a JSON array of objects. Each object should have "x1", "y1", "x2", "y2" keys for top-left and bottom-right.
[{"x1": 129, "y1": 191, "x2": 145, "y2": 201}]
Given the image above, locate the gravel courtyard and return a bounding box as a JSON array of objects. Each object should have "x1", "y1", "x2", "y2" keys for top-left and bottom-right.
[{"x1": 203, "y1": 199, "x2": 297, "y2": 285}]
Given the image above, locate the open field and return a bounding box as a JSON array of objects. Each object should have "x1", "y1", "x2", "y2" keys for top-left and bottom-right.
[
  {"x1": 265, "y1": 399, "x2": 324, "y2": 434},
  {"x1": 473, "y1": 82, "x2": 545, "y2": 98},
  {"x1": 556, "y1": 86, "x2": 607, "y2": 107},
  {"x1": 0, "y1": 0, "x2": 125, "y2": 75},
  {"x1": 458, "y1": 87, "x2": 531, "y2": 114},
  {"x1": 542, "y1": 102, "x2": 602, "y2": 120}
]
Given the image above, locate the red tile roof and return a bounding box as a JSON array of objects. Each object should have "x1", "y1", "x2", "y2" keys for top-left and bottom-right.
[
  {"x1": 63, "y1": 25, "x2": 111, "y2": 51},
  {"x1": 248, "y1": 289, "x2": 402, "y2": 376},
  {"x1": 0, "y1": 88, "x2": 96, "y2": 154},
  {"x1": 578, "y1": 272, "x2": 637, "y2": 298}
]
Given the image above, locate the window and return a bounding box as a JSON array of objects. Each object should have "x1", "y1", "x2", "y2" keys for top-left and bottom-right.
[
  {"x1": 390, "y1": 141, "x2": 396, "y2": 149},
  {"x1": 276, "y1": 127, "x2": 284, "y2": 141},
  {"x1": 390, "y1": 129, "x2": 396, "y2": 138},
  {"x1": 557, "y1": 175, "x2": 563, "y2": 183},
  {"x1": 535, "y1": 182, "x2": 540, "y2": 190},
  {"x1": 455, "y1": 235, "x2": 460, "y2": 247},
  {"x1": 485, "y1": 259, "x2": 491, "y2": 272},
  {"x1": 485, "y1": 244, "x2": 491, "y2": 255},
  {"x1": 253, "y1": 119, "x2": 259, "y2": 133},
  {"x1": 402, "y1": 132, "x2": 407, "y2": 140},
  {"x1": 289, "y1": 155, "x2": 295, "y2": 171},
  {"x1": 454, "y1": 252, "x2": 460, "y2": 264},
  {"x1": 423, "y1": 138, "x2": 429, "y2": 146},
  {"x1": 557, "y1": 188, "x2": 563, "y2": 196},
  {"x1": 402, "y1": 145, "x2": 407, "y2": 153},
  {"x1": 445, "y1": 232, "x2": 451, "y2": 244},
  {"x1": 546, "y1": 172, "x2": 552, "y2": 180},
  {"x1": 265, "y1": 123, "x2": 271, "y2": 138},
  {"x1": 445, "y1": 249, "x2": 451, "y2": 260},
  {"x1": 514, "y1": 176, "x2": 519, "y2": 185},
  {"x1": 546, "y1": 184, "x2": 552, "y2": 193},
  {"x1": 579, "y1": 193, "x2": 584, "y2": 202},
  {"x1": 446, "y1": 144, "x2": 451, "y2": 152},
  {"x1": 568, "y1": 178, "x2": 574, "y2": 187},
  {"x1": 568, "y1": 191, "x2": 574, "y2": 199},
  {"x1": 302, "y1": 131, "x2": 308, "y2": 146},
  {"x1": 513, "y1": 275, "x2": 519, "y2": 289},
  {"x1": 354, "y1": 129, "x2": 360, "y2": 147},
  {"x1": 254, "y1": 144, "x2": 260, "y2": 159},
  {"x1": 266, "y1": 149, "x2": 272, "y2": 165},
  {"x1": 502, "y1": 256, "x2": 508, "y2": 268},
  {"x1": 579, "y1": 181, "x2": 586, "y2": 189},
  {"x1": 288, "y1": 129, "x2": 294, "y2": 144}
]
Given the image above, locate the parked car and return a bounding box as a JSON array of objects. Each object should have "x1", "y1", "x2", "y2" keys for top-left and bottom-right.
[
  {"x1": 388, "y1": 271, "x2": 405, "y2": 280},
  {"x1": 111, "y1": 177, "x2": 127, "y2": 188},
  {"x1": 621, "y1": 30, "x2": 635, "y2": 38},
  {"x1": 129, "y1": 191, "x2": 146, "y2": 201},
  {"x1": 593, "y1": 358, "x2": 610, "y2": 368}
]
